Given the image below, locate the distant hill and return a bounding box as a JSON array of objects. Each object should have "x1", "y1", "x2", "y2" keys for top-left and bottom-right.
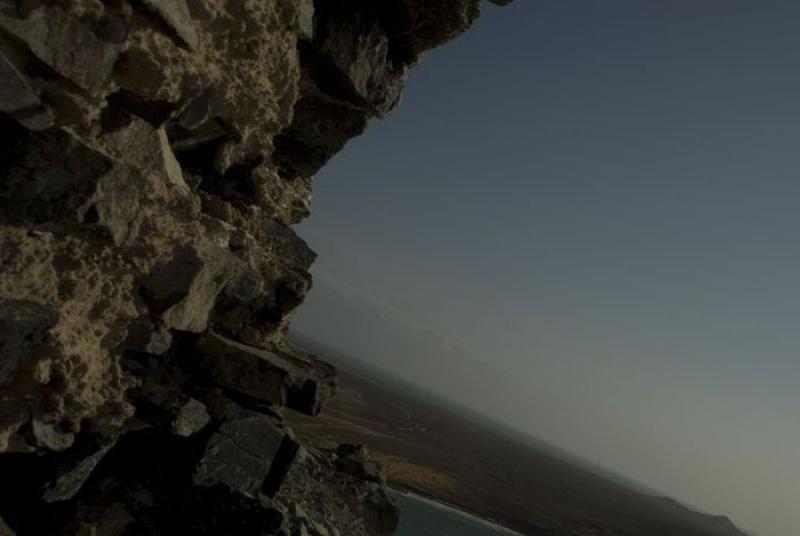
[{"x1": 288, "y1": 334, "x2": 748, "y2": 536}]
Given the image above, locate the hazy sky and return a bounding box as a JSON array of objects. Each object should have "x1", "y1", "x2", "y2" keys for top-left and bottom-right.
[{"x1": 292, "y1": 2, "x2": 800, "y2": 535}]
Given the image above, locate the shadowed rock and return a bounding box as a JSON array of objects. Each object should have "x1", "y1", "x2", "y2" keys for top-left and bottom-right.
[
  {"x1": 137, "y1": 0, "x2": 198, "y2": 50},
  {"x1": 0, "y1": 0, "x2": 512, "y2": 532},
  {"x1": 0, "y1": 515, "x2": 14, "y2": 536},
  {"x1": 0, "y1": 300, "x2": 57, "y2": 386},
  {"x1": 42, "y1": 444, "x2": 113, "y2": 503},
  {"x1": 140, "y1": 244, "x2": 238, "y2": 332},
  {"x1": 194, "y1": 333, "x2": 336, "y2": 416},
  {"x1": 194, "y1": 412, "x2": 299, "y2": 498},
  {"x1": 0, "y1": 51, "x2": 53, "y2": 130}
]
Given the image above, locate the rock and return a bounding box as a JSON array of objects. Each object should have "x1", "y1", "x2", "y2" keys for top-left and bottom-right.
[
  {"x1": 0, "y1": 125, "x2": 147, "y2": 243},
  {"x1": 0, "y1": 515, "x2": 14, "y2": 536},
  {"x1": 333, "y1": 445, "x2": 384, "y2": 483},
  {"x1": 42, "y1": 445, "x2": 112, "y2": 503},
  {"x1": 31, "y1": 420, "x2": 75, "y2": 452},
  {"x1": 172, "y1": 399, "x2": 210, "y2": 438},
  {"x1": 381, "y1": 0, "x2": 482, "y2": 63},
  {"x1": 123, "y1": 319, "x2": 173, "y2": 356},
  {"x1": 0, "y1": 7, "x2": 121, "y2": 95},
  {"x1": 277, "y1": 445, "x2": 399, "y2": 536},
  {"x1": 295, "y1": 0, "x2": 315, "y2": 41},
  {"x1": 314, "y1": 12, "x2": 405, "y2": 115},
  {"x1": 0, "y1": 50, "x2": 53, "y2": 130},
  {"x1": 41, "y1": 427, "x2": 288, "y2": 535},
  {"x1": 0, "y1": 126, "x2": 110, "y2": 226},
  {"x1": 140, "y1": 244, "x2": 238, "y2": 332},
  {"x1": 0, "y1": 300, "x2": 58, "y2": 386},
  {"x1": 101, "y1": 116, "x2": 190, "y2": 191},
  {"x1": 193, "y1": 334, "x2": 335, "y2": 416},
  {"x1": 194, "y1": 412, "x2": 299, "y2": 498},
  {"x1": 0, "y1": 0, "x2": 494, "y2": 533},
  {"x1": 138, "y1": 0, "x2": 199, "y2": 50},
  {"x1": 272, "y1": 89, "x2": 370, "y2": 180}
]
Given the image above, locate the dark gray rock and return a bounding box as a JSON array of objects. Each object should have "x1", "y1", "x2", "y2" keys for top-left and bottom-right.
[
  {"x1": 272, "y1": 89, "x2": 369, "y2": 180},
  {"x1": 333, "y1": 444, "x2": 383, "y2": 483},
  {"x1": 32, "y1": 427, "x2": 288, "y2": 535},
  {"x1": 0, "y1": 300, "x2": 58, "y2": 386},
  {"x1": 0, "y1": 126, "x2": 110, "y2": 226},
  {"x1": 140, "y1": 244, "x2": 237, "y2": 332},
  {"x1": 0, "y1": 124, "x2": 147, "y2": 243},
  {"x1": 194, "y1": 412, "x2": 298, "y2": 498},
  {"x1": 42, "y1": 445, "x2": 112, "y2": 503},
  {"x1": 314, "y1": 12, "x2": 405, "y2": 115},
  {"x1": 380, "y1": 0, "x2": 482, "y2": 64},
  {"x1": 0, "y1": 50, "x2": 53, "y2": 131},
  {"x1": 193, "y1": 334, "x2": 335, "y2": 416},
  {"x1": 124, "y1": 319, "x2": 173, "y2": 356},
  {"x1": 277, "y1": 445, "x2": 399, "y2": 536}
]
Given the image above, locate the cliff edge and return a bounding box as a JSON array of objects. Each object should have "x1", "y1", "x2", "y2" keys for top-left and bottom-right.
[{"x1": 0, "y1": 0, "x2": 511, "y2": 534}]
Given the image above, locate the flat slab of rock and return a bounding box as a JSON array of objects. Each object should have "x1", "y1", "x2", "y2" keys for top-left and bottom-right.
[
  {"x1": 42, "y1": 445, "x2": 112, "y2": 503},
  {"x1": 194, "y1": 334, "x2": 335, "y2": 415},
  {"x1": 194, "y1": 413, "x2": 298, "y2": 498}
]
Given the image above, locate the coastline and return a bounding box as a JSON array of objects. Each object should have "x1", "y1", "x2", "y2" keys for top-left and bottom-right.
[{"x1": 389, "y1": 485, "x2": 525, "y2": 536}]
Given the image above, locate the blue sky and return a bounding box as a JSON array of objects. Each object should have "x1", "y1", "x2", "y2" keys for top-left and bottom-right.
[{"x1": 293, "y1": 2, "x2": 800, "y2": 534}]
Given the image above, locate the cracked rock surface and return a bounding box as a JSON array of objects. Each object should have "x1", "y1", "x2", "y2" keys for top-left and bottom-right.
[{"x1": 0, "y1": 0, "x2": 511, "y2": 533}]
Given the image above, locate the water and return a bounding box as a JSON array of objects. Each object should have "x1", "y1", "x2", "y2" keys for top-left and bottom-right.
[{"x1": 391, "y1": 489, "x2": 524, "y2": 536}]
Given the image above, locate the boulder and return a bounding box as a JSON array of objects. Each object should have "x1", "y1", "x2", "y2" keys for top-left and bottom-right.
[
  {"x1": 30, "y1": 420, "x2": 75, "y2": 452},
  {"x1": 123, "y1": 319, "x2": 173, "y2": 356},
  {"x1": 0, "y1": 0, "x2": 497, "y2": 532},
  {"x1": 193, "y1": 333, "x2": 336, "y2": 415},
  {"x1": 0, "y1": 125, "x2": 146, "y2": 243},
  {"x1": 172, "y1": 399, "x2": 211, "y2": 438},
  {"x1": 314, "y1": 12, "x2": 405, "y2": 115},
  {"x1": 277, "y1": 445, "x2": 399, "y2": 536},
  {"x1": 194, "y1": 412, "x2": 299, "y2": 498},
  {"x1": 0, "y1": 7, "x2": 121, "y2": 95},
  {"x1": 140, "y1": 244, "x2": 238, "y2": 332}
]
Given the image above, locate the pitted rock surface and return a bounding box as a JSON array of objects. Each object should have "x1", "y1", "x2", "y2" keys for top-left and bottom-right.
[{"x1": 0, "y1": 0, "x2": 513, "y2": 533}]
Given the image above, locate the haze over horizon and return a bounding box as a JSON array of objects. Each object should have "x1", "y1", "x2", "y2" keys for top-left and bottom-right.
[{"x1": 292, "y1": 2, "x2": 800, "y2": 535}]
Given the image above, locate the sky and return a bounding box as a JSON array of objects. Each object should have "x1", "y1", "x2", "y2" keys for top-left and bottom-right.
[{"x1": 291, "y1": 2, "x2": 800, "y2": 535}]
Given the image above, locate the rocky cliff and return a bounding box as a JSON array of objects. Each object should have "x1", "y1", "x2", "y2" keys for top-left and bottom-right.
[{"x1": 0, "y1": 0, "x2": 510, "y2": 534}]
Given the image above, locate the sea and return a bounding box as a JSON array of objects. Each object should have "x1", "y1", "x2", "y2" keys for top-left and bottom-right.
[{"x1": 391, "y1": 489, "x2": 525, "y2": 536}]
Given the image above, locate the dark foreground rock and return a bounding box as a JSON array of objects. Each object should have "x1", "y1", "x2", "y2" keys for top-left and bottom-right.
[{"x1": 0, "y1": 0, "x2": 513, "y2": 533}]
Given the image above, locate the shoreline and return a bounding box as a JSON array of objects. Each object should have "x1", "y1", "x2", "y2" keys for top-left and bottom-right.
[{"x1": 389, "y1": 486, "x2": 525, "y2": 535}]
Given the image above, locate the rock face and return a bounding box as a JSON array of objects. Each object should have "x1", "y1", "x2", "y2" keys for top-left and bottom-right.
[{"x1": 0, "y1": 0, "x2": 512, "y2": 533}]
